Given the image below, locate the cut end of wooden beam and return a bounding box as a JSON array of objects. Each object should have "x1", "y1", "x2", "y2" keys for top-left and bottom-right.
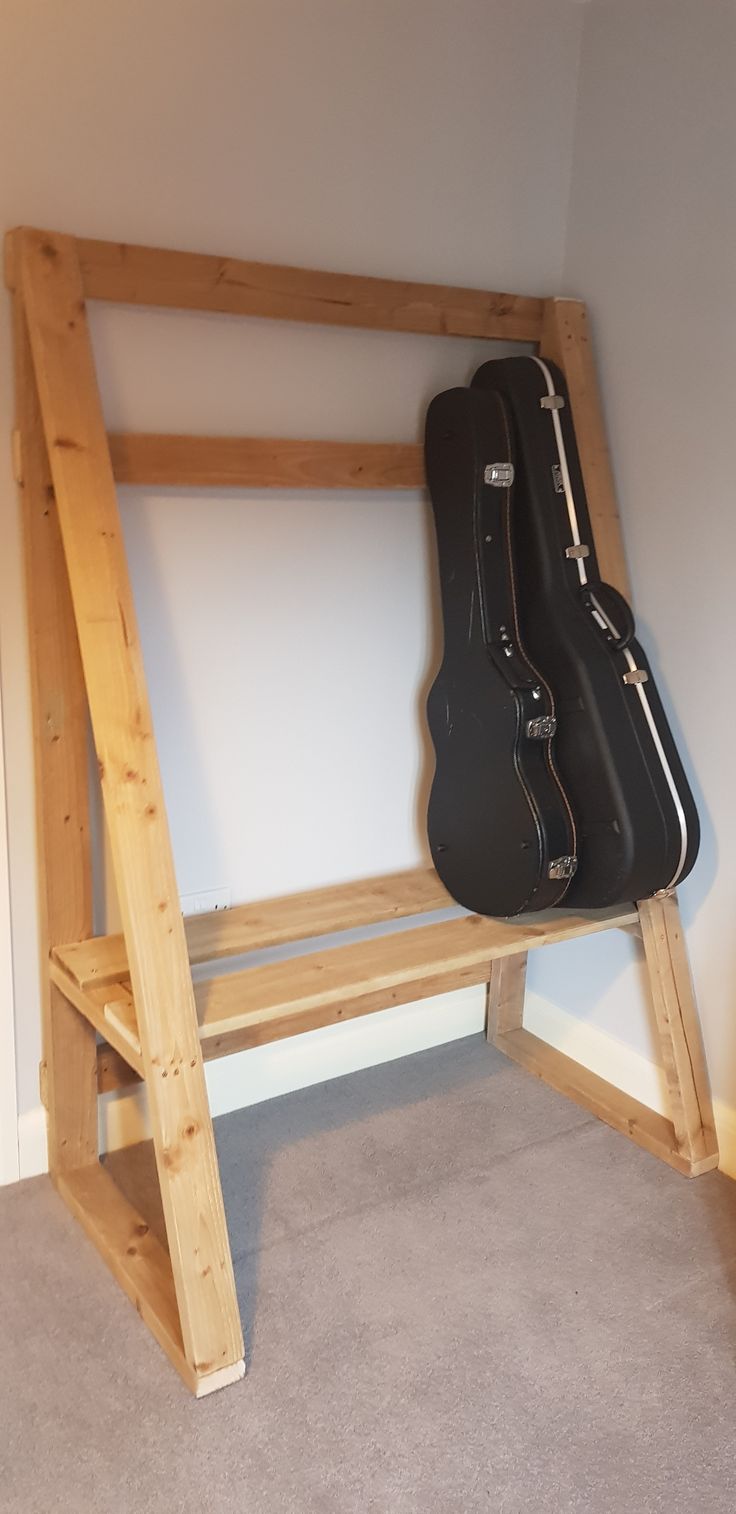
[{"x1": 194, "y1": 1359, "x2": 246, "y2": 1397}]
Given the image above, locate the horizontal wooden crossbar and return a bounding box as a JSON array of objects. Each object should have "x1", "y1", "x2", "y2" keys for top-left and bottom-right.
[
  {"x1": 68, "y1": 236, "x2": 545, "y2": 341},
  {"x1": 109, "y1": 434, "x2": 426, "y2": 490}
]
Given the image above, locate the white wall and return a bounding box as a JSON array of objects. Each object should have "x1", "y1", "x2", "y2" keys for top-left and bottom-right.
[
  {"x1": 560, "y1": 0, "x2": 736, "y2": 1131},
  {"x1": 0, "y1": 0, "x2": 586, "y2": 1169}
]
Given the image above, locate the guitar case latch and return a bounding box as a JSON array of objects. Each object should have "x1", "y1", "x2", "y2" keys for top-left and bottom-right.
[
  {"x1": 526, "y1": 716, "x2": 557, "y2": 739},
  {"x1": 548, "y1": 855, "x2": 578, "y2": 880},
  {"x1": 483, "y1": 462, "x2": 515, "y2": 487}
]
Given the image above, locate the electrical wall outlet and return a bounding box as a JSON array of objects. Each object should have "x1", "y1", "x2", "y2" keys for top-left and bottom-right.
[{"x1": 180, "y1": 887, "x2": 231, "y2": 917}]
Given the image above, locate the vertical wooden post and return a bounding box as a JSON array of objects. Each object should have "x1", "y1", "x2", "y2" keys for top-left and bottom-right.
[
  {"x1": 486, "y1": 954, "x2": 527, "y2": 1042},
  {"x1": 17, "y1": 228, "x2": 243, "y2": 1383},
  {"x1": 9, "y1": 256, "x2": 98, "y2": 1174}
]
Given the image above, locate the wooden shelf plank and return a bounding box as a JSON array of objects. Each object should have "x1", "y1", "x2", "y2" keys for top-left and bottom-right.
[
  {"x1": 73, "y1": 236, "x2": 545, "y2": 342},
  {"x1": 53, "y1": 867, "x2": 455, "y2": 991},
  {"x1": 64, "y1": 903, "x2": 638, "y2": 1078},
  {"x1": 194, "y1": 905, "x2": 638, "y2": 1058},
  {"x1": 109, "y1": 434, "x2": 425, "y2": 490}
]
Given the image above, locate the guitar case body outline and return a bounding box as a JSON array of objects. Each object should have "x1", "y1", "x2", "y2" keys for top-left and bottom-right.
[{"x1": 425, "y1": 384, "x2": 577, "y2": 916}]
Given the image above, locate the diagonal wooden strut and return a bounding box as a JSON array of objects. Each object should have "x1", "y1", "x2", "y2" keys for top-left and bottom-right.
[{"x1": 16, "y1": 227, "x2": 243, "y2": 1389}]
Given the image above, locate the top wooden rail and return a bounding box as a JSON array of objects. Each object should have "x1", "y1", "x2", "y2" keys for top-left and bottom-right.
[{"x1": 5, "y1": 230, "x2": 545, "y2": 343}]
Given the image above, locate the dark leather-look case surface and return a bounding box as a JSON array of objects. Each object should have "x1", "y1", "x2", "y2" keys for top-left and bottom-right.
[
  {"x1": 425, "y1": 385, "x2": 577, "y2": 916},
  {"x1": 470, "y1": 355, "x2": 699, "y2": 908}
]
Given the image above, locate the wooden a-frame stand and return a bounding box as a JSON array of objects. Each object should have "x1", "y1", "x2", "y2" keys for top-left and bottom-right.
[{"x1": 5, "y1": 227, "x2": 718, "y2": 1396}]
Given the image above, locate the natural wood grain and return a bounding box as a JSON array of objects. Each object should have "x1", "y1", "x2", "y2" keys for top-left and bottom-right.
[
  {"x1": 638, "y1": 893, "x2": 718, "y2": 1168},
  {"x1": 10, "y1": 222, "x2": 718, "y2": 1404},
  {"x1": 494, "y1": 1025, "x2": 716, "y2": 1176},
  {"x1": 55, "y1": 1164, "x2": 244, "y2": 1396},
  {"x1": 486, "y1": 953, "x2": 527, "y2": 1041},
  {"x1": 10, "y1": 261, "x2": 97, "y2": 1173},
  {"x1": 20, "y1": 227, "x2": 243, "y2": 1380},
  {"x1": 74, "y1": 235, "x2": 544, "y2": 341},
  {"x1": 97, "y1": 1043, "x2": 141, "y2": 1094},
  {"x1": 109, "y1": 433, "x2": 426, "y2": 490},
  {"x1": 192, "y1": 907, "x2": 638, "y2": 1056},
  {"x1": 54, "y1": 866, "x2": 454, "y2": 991},
  {"x1": 73, "y1": 902, "x2": 640, "y2": 1075},
  {"x1": 49, "y1": 959, "x2": 144, "y2": 1079},
  {"x1": 540, "y1": 298, "x2": 632, "y2": 602}
]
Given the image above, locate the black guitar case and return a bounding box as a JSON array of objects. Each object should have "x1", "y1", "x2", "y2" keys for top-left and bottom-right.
[
  {"x1": 425, "y1": 356, "x2": 699, "y2": 914},
  {"x1": 424, "y1": 385, "x2": 577, "y2": 916}
]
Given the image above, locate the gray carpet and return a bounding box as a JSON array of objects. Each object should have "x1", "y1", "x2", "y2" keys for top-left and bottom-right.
[{"x1": 2, "y1": 1035, "x2": 736, "y2": 1513}]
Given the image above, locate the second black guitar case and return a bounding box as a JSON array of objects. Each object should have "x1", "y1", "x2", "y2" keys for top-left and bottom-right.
[{"x1": 468, "y1": 355, "x2": 699, "y2": 909}]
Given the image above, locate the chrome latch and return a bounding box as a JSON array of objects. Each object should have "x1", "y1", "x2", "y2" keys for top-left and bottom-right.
[
  {"x1": 551, "y1": 463, "x2": 565, "y2": 493},
  {"x1": 565, "y1": 544, "x2": 590, "y2": 560},
  {"x1": 484, "y1": 462, "x2": 515, "y2": 487},
  {"x1": 623, "y1": 669, "x2": 649, "y2": 685},
  {"x1": 526, "y1": 715, "x2": 557, "y2": 739},
  {"x1": 540, "y1": 394, "x2": 565, "y2": 410},
  {"x1": 548, "y1": 855, "x2": 578, "y2": 881}
]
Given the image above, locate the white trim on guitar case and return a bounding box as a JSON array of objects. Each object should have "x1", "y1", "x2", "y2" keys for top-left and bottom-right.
[{"x1": 531, "y1": 356, "x2": 688, "y2": 888}]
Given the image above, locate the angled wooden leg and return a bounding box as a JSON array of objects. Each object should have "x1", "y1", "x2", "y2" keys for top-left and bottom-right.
[
  {"x1": 638, "y1": 893, "x2": 718, "y2": 1175},
  {"x1": 486, "y1": 952, "x2": 527, "y2": 1041},
  {"x1": 489, "y1": 914, "x2": 716, "y2": 1175},
  {"x1": 11, "y1": 281, "x2": 98, "y2": 1174},
  {"x1": 17, "y1": 227, "x2": 244, "y2": 1391}
]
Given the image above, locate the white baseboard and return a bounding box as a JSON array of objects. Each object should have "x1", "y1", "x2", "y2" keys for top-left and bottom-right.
[
  {"x1": 17, "y1": 1105, "x2": 48, "y2": 1180},
  {"x1": 101, "y1": 983, "x2": 488, "y2": 1152},
  {"x1": 15, "y1": 985, "x2": 736, "y2": 1181}
]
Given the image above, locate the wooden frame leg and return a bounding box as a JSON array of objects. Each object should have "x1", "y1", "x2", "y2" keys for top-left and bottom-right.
[
  {"x1": 487, "y1": 900, "x2": 718, "y2": 1177},
  {"x1": 638, "y1": 893, "x2": 718, "y2": 1174},
  {"x1": 486, "y1": 952, "x2": 527, "y2": 1041},
  {"x1": 13, "y1": 228, "x2": 244, "y2": 1393},
  {"x1": 12, "y1": 286, "x2": 98, "y2": 1173}
]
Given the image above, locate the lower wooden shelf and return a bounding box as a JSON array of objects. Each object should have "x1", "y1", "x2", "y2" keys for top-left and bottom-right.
[
  {"x1": 51, "y1": 866, "x2": 639, "y2": 1083},
  {"x1": 45, "y1": 865, "x2": 719, "y2": 1397}
]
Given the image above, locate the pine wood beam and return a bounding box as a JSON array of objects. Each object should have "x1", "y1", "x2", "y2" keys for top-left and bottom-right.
[
  {"x1": 74, "y1": 235, "x2": 545, "y2": 342},
  {"x1": 18, "y1": 226, "x2": 243, "y2": 1385},
  {"x1": 10, "y1": 269, "x2": 97, "y2": 1174}
]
